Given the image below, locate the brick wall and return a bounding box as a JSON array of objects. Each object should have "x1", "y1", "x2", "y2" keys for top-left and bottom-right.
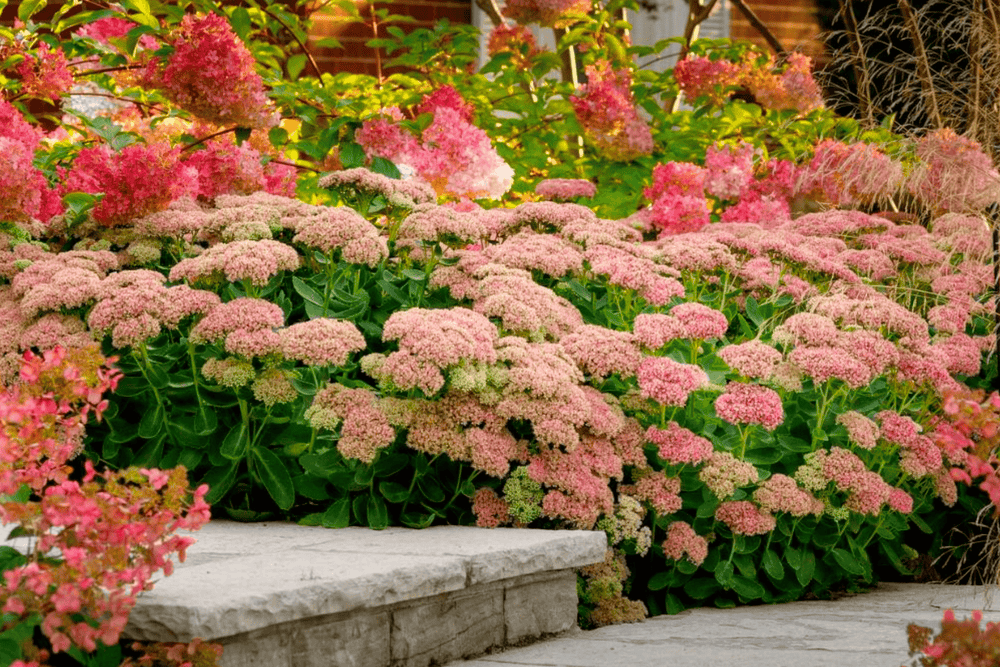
[
  {"x1": 728, "y1": 0, "x2": 827, "y2": 62},
  {"x1": 309, "y1": 0, "x2": 472, "y2": 77},
  {"x1": 0, "y1": 0, "x2": 471, "y2": 78}
]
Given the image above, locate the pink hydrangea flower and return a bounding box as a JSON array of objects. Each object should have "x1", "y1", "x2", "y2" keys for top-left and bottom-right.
[
  {"x1": 487, "y1": 23, "x2": 542, "y2": 59},
  {"x1": 503, "y1": 0, "x2": 590, "y2": 28},
  {"x1": 15, "y1": 43, "x2": 74, "y2": 101},
  {"x1": 714, "y1": 382, "x2": 784, "y2": 431},
  {"x1": 60, "y1": 142, "x2": 197, "y2": 227},
  {"x1": 704, "y1": 142, "x2": 756, "y2": 200},
  {"x1": 673, "y1": 55, "x2": 744, "y2": 105}
]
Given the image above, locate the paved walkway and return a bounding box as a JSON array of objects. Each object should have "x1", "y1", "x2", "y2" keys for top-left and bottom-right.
[{"x1": 445, "y1": 583, "x2": 1000, "y2": 667}]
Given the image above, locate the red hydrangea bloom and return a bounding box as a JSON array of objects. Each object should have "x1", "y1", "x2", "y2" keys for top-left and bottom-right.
[
  {"x1": 15, "y1": 43, "x2": 74, "y2": 101},
  {"x1": 571, "y1": 62, "x2": 654, "y2": 163},
  {"x1": 416, "y1": 85, "x2": 475, "y2": 124},
  {"x1": 60, "y1": 142, "x2": 197, "y2": 227},
  {"x1": 144, "y1": 13, "x2": 279, "y2": 128}
]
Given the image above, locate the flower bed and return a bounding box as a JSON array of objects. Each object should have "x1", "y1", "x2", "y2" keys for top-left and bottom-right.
[{"x1": 1, "y1": 2, "x2": 999, "y2": 662}]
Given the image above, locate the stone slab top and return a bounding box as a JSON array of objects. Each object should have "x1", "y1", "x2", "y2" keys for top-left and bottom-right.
[{"x1": 123, "y1": 521, "x2": 606, "y2": 643}]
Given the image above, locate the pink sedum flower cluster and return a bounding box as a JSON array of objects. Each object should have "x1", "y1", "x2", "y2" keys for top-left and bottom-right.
[
  {"x1": 714, "y1": 382, "x2": 784, "y2": 431},
  {"x1": 715, "y1": 500, "x2": 776, "y2": 535},
  {"x1": 636, "y1": 356, "x2": 708, "y2": 408},
  {"x1": 647, "y1": 422, "x2": 713, "y2": 466},
  {"x1": 661, "y1": 521, "x2": 709, "y2": 566},
  {"x1": 306, "y1": 383, "x2": 395, "y2": 463},
  {"x1": 279, "y1": 318, "x2": 366, "y2": 367}
]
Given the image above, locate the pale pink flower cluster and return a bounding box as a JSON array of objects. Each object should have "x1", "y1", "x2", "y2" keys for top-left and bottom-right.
[
  {"x1": 201, "y1": 356, "x2": 255, "y2": 388},
  {"x1": 512, "y1": 201, "x2": 599, "y2": 234},
  {"x1": 670, "y1": 302, "x2": 728, "y2": 340},
  {"x1": 718, "y1": 340, "x2": 782, "y2": 379},
  {"x1": 306, "y1": 383, "x2": 395, "y2": 463},
  {"x1": 473, "y1": 266, "x2": 583, "y2": 340},
  {"x1": 907, "y1": 128, "x2": 1000, "y2": 213},
  {"x1": 714, "y1": 382, "x2": 784, "y2": 431},
  {"x1": 502, "y1": 0, "x2": 590, "y2": 27},
  {"x1": 570, "y1": 61, "x2": 654, "y2": 163},
  {"x1": 704, "y1": 142, "x2": 756, "y2": 200},
  {"x1": 798, "y1": 447, "x2": 902, "y2": 515},
  {"x1": 585, "y1": 244, "x2": 685, "y2": 306},
  {"x1": 715, "y1": 500, "x2": 776, "y2": 535},
  {"x1": 752, "y1": 474, "x2": 823, "y2": 517},
  {"x1": 14, "y1": 259, "x2": 105, "y2": 319},
  {"x1": 661, "y1": 521, "x2": 709, "y2": 566},
  {"x1": 789, "y1": 346, "x2": 874, "y2": 390},
  {"x1": 698, "y1": 451, "x2": 758, "y2": 498},
  {"x1": 560, "y1": 325, "x2": 641, "y2": 379},
  {"x1": 646, "y1": 422, "x2": 713, "y2": 465},
  {"x1": 535, "y1": 178, "x2": 597, "y2": 201},
  {"x1": 251, "y1": 368, "x2": 298, "y2": 407},
  {"x1": 189, "y1": 297, "x2": 284, "y2": 358},
  {"x1": 291, "y1": 206, "x2": 388, "y2": 267},
  {"x1": 472, "y1": 487, "x2": 510, "y2": 527},
  {"x1": 636, "y1": 356, "x2": 709, "y2": 407},
  {"x1": 653, "y1": 235, "x2": 738, "y2": 274},
  {"x1": 632, "y1": 313, "x2": 684, "y2": 350},
  {"x1": 403, "y1": 393, "x2": 520, "y2": 478},
  {"x1": 484, "y1": 231, "x2": 584, "y2": 278},
  {"x1": 88, "y1": 270, "x2": 220, "y2": 349},
  {"x1": 318, "y1": 168, "x2": 437, "y2": 208},
  {"x1": 836, "y1": 411, "x2": 880, "y2": 450},
  {"x1": 397, "y1": 204, "x2": 487, "y2": 249},
  {"x1": 877, "y1": 410, "x2": 943, "y2": 478},
  {"x1": 279, "y1": 318, "x2": 366, "y2": 367},
  {"x1": 368, "y1": 308, "x2": 498, "y2": 395},
  {"x1": 169, "y1": 240, "x2": 300, "y2": 287},
  {"x1": 621, "y1": 471, "x2": 682, "y2": 515},
  {"x1": 141, "y1": 12, "x2": 279, "y2": 128}
]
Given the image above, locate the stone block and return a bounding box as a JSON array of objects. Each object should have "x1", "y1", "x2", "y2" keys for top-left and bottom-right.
[
  {"x1": 390, "y1": 587, "x2": 505, "y2": 667},
  {"x1": 290, "y1": 610, "x2": 391, "y2": 667},
  {"x1": 217, "y1": 628, "x2": 291, "y2": 667},
  {"x1": 504, "y1": 570, "x2": 578, "y2": 644}
]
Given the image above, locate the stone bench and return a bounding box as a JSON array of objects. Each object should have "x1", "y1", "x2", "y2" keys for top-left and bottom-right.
[{"x1": 121, "y1": 521, "x2": 607, "y2": 667}]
